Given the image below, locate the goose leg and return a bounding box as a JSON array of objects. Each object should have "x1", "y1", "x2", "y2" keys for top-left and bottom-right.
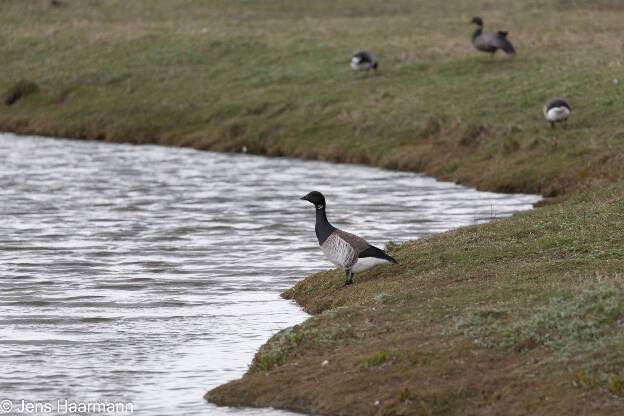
[
  {"x1": 347, "y1": 272, "x2": 354, "y2": 285},
  {"x1": 339, "y1": 270, "x2": 351, "y2": 288},
  {"x1": 550, "y1": 121, "x2": 555, "y2": 128}
]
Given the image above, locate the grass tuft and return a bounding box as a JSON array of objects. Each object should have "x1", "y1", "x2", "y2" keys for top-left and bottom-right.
[
  {"x1": 571, "y1": 369, "x2": 624, "y2": 397},
  {"x1": 252, "y1": 326, "x2": 306, "y2": 372},
  {"x1": 3, "y1": 80, "x2": 39, "y2": 106},
  {"x1": 255, "y1": 352, "x2": 283, "y2": 372},
  {"x1": 398, "y1": 386, "x2": 412, "y2": 402},
  {"x1": 362, "y1": 351, "x2": 388, "y2": 369}
]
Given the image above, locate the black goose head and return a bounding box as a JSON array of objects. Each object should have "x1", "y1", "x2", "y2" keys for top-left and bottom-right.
[
  {"x1": 300, "y1": 191, "x2": 326, "y2": 210},
  {"x1": 471, "y1": 17, "x2": 483, "y2": 26}
]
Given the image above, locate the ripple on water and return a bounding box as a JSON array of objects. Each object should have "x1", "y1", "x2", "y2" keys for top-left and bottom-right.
[{"x1": 0, "y1": 133, "x2": 540, "y2": 415}]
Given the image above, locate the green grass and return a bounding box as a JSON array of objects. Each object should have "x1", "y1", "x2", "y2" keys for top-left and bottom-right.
[
  {"x1": 2, "y1": 79, "x2": 39, "y2": 105},
  {"x1": 571, "y1": 369, "x2": 624, "y2": 397},
  {"x1": 255, "y1": 352, "x2": 284, "y2": 372},
  {"x1": 451, "y1": 285, "x2": 624, "y2": 354},
  {"x1": 362, "y1": 351, "x2": 388, "y2": 369},
  {"x1": 2, "y1": 0, "x2": 624, "y2": 196},
  {"x1": 208, "y1": 185, "x2": 624, "y2": 414},
  {"x1": 3, "y1": 1, "x2": 624, "y2": 414}
]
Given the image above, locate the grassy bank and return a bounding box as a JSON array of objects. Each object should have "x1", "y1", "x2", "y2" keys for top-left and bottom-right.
[
  {"x1": 3, "y1": 0, "x2": 624, "y2": 414},
  {"x1": 1, "y1": 0, "x2": 624, "y2": 197},
  {"x1": 207, "y1": 185, "x2": 624, "y2": 414}
]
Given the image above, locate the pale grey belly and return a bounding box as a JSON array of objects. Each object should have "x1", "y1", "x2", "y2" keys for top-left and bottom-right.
[{"x1": 320, "y1": 235, "x2": 357, "y2": 269}]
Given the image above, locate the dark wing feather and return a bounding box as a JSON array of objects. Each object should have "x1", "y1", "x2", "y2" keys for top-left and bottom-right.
[
  {"x1": 358, "y1": 245, "x2": 397, "y2": 263},
  {"x1": 545, "y1": 98, "x2": 571, "y2": 111},
  {"x1": 352, "y1": 49, "x2": 374, "y2": 63},
  {"x1": 335, "y1": 229, "x2": 370, "y2": 254},
  {"x1": 494, "y1": 31, "x2": 515, "y2": 54},
  {"x1": 475, "y1": 32, "x2": 515, "y2": 54}
]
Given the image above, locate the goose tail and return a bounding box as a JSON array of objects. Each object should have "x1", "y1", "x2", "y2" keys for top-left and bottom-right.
[
  {"x1": 497, "y1": 32, "x2": 516, "y2": 54},
  {"x1": 359, "y1": 245, "x2": 397, "y2": 264}
]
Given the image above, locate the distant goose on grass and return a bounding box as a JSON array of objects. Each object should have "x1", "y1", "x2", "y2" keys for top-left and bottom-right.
[
  {"x1": 470, "y1": 17, "x2": 516, "y2": 58},
  {"x1": 543, "y1": 98, "x2": 571, "y2": 128},
  {"x1": 300, "y1": 191, "x2": 397, "y2": 288},
  {"x1": 350, "y1": 49, "x2": 378, "y2": 73}
]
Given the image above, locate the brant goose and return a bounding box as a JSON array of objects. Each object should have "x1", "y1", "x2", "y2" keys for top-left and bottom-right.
[
  {"x1": 350, "y1": 49, "x2": 378, "y2": 73},
  {"x1": 300, "y1": 191, "x2": 397, "y2": 287},
  {"x1": 543, "y1": 98, "x2": 571, "y2": 128},
  {"x1": 470, "y1": 17, "x2": 516, "y2": 58}
]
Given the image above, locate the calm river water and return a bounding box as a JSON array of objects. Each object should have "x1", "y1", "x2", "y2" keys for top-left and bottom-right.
[{"x1": 0, "y1": 133, "x2": 540, "y2": 415}]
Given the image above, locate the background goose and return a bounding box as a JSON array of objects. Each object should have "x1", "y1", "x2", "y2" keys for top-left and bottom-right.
[
  {"x1": 300, "y1": 191, "x2": 397, "y2": 288},
  {"x1": 350, "y1": 49, "x2": 378, "y2": 73},
  {"x1": 543, "y1": 98, "x2": 571, "y2": 128},
  {"x1": 470, "y1": 17, "x2": 515, "y2": 58}
]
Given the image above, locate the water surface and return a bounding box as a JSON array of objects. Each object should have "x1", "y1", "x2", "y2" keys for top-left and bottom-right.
[{"x1": 0, "y1": 133, "x2": 540, "y2": 415}]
